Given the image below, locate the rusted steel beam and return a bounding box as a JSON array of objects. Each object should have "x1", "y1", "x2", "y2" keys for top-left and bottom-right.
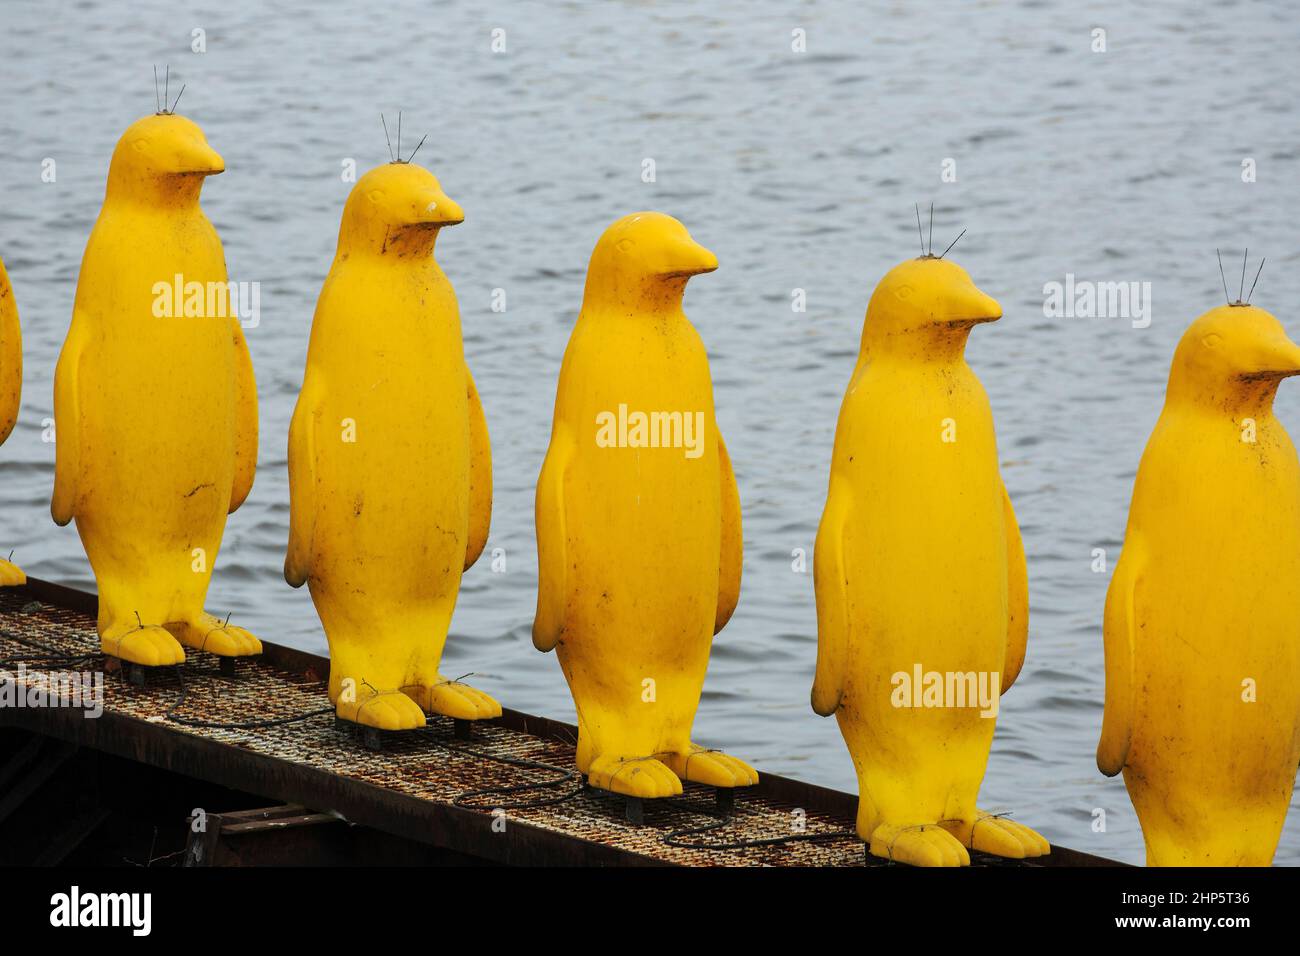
[
  {"x1": 186, "y1": 806, "x2": 343, "y2": 866},
  {"x1": 184, "y1": 803, "x2": 494, "y2": 867}
]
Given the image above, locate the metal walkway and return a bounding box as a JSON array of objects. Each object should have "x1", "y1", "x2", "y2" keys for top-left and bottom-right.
[{"x1": 0, "y1": 578, "x2": 1113, "y2": 866}]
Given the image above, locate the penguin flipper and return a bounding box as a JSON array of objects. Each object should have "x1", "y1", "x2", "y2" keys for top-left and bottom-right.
[
  {"x1": 1000, "y1": 482, "x2": 1029, "y2": 692},
  {"x1": 533, "y1": 424, "x2": 572, "y2": 653},
  {"x1": 714, "y1": 429, "x2": 743, "y2": 634},
  {"x1": 1097, "y1": 536, "x2": 1142, "y2": 776},
  {"x1": 0, "y1": 259, "x2": 21, "y2": 445},
  {"x1": 229, "y1": 319, "x2": 258, "y2": 513},
  {"x1": 284, "y1": 374, "x2": 322, "y2": 588},
  {"x1": 812, "y1": 473, "x2": 851, "y2": 716},
  {"x1": 464, "y1": 370, "x2": 493, "y2": 571},
  {"x1": 51, "y1": 311, "x2": 87, "y2": 527}
]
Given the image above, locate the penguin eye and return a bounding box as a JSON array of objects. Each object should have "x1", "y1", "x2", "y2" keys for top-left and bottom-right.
[
  {"x1": 896, "y1": 284, "x2": 914, "y2": 301},
  {"x1": 1202, "y1": 333, "x2": 1222, "y2": 349},
  {"x1": 616, "y1": 238, "x2": 635, "y2": 254},
  {"x1": 131, "y1": 138, "x2": 151, "y2": 154},
  {"x1": 367, "y1": 189, "x2": 386, "y2": 205}
]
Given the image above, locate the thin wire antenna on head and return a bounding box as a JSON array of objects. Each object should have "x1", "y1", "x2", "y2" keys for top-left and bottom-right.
[
  {"x1": 164, "y1": 66, "x2": 170, "y2": 113},
  {"x1": 171, "y1": 84, "x2": 185, "y2": 114},
  {"x1": 928, "y1": 202, "x2": 934, "y2": 256},
  {"x1": 1246, "y1": 257, "x2": 1266, "y2": 303},
  {"x1": 1216, "y1": 249, "x2": 1230, "y2": 305},
  {"x1": 153, "y1": 65, "x2": 160, "y2": 113},
  {"x1": 397, "y1": 111, "x2": 402, "y2": 161},
  {"x1": 1239, "y1": 248, "x2": 1248, "y2": 303},
  {"x1": 939, "y1": 228, "x2": 966, "y2": 259},
  {"x1": 915, "y1": 204, "x2": 925, "y2": 256},
  {"x1": 380, "y1": 114, "x2": 395, "y2": 162},
  {"x1": 407, "y1": 133, "x2": 428, "y2": 165}
]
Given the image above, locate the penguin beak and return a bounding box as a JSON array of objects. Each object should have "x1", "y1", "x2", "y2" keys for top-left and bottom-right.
[
  {"x1": 1254, "y1": 336, "x2": 1300, "y2": 378},
  {"x1": 178, "y1": 142, "x2": 225, "y2": 176},
  {"x1": 418, "y1": 190, "x2": 464, "y2": 227},
  {"x1": 663, "y1": 239, "x2": 719, "y2": 278},
  {"x1": 946, "y1": 285, "x2": 1003, "y2": 326}
]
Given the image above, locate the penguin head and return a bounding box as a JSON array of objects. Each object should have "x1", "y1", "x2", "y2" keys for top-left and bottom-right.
[
  {"x1": 582, "y1": 212, "x2": 718, "y2": 312},
  {"x1": 862, "y1": 257, "x2": 1002, "y2": 355},
  {"x1": 338, "y1": 162, "x2": 463, "y2": 257},
  {"x1": 107, "y1": 114, "x2": 224, "y2": 201},
  {"x1": 1172, "y1": 304, "x2": 1300, "y2": 399}
]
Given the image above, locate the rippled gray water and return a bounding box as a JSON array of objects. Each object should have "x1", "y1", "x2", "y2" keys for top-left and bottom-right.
[{"x1": 2, "y1": 0, "x2": 1298, "y2": 865}]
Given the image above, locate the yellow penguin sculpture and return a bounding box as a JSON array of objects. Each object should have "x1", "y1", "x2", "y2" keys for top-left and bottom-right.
[
  {"x1": 812, "y1": 255, "x2": 1049, "y2": 867},
  {"x1": 1098, "y1": 301, "x2": 1300, "y2": 866},
  {"x1": 51, "y1": 112, "x2": 260, "y2": 666},
  {"x1": 533, "y1": 212, "x2": 757, "y2": 798},
  {"x1": 285, "y1": 159, "x2": 500, "y2": 731},
  {"x1": 0, "y1": 255, "x2": 23, "y2": 587}
]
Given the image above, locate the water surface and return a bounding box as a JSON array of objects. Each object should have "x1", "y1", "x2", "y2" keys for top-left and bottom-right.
[{"x1": 1, "y1": 0, "x2": 1298, "y2": 865}]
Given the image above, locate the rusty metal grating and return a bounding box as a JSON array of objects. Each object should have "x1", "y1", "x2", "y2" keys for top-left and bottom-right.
[{"x1": 0, "y1": 589, "x2": 1041, "y2": 867}]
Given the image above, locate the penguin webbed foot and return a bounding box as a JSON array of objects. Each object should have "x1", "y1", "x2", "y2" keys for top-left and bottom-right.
[
  {"x1": 664, "y1": 744, "x2": 759, "y2": 788},
  {"x1": 101, "y1": 621, "x2": 186, "y2": 667},
  {"x1": 586, "y1": 753, "x2": 683, "y2": 799},
  {"x1": 0, "y1": 557, "x2": 26, "y2": 587},
  {"x1": 166, "y1": 613, "x2": 263, "y2": 658},
  {"x1": 869, "y1": 822, "x2": 971, "y2": 867},
  {"x1": 405, "y1": 676, "x2": 502, "y2": 721},
  {"x1": 939, "y1": 810, "x2": 1050, "y2": 860},
  {"x1": 337, "y1": 688, "x2": 428, "y2": 731}
]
